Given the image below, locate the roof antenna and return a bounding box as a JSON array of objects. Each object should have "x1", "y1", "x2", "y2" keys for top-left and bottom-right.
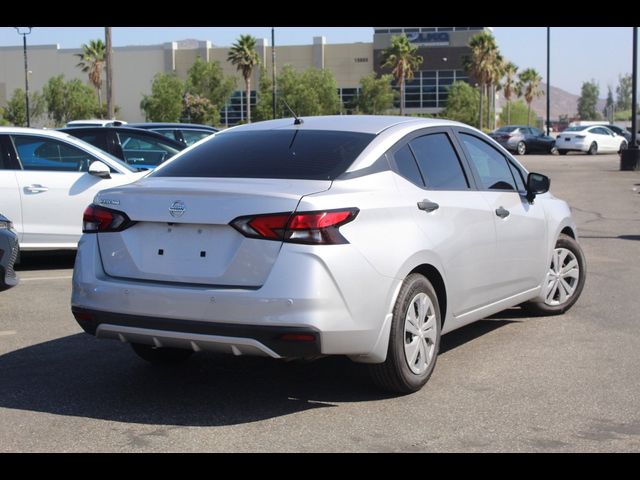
[{"x1": 281, "y1": 99, "x2": 303, "y2": 125}]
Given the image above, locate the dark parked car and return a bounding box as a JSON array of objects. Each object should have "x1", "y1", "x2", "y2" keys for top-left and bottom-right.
[
  {"x1": 601, "y1": 124, "x2": 632, "y2": 143},
  {"x1": 127, "y1": 123, "x2": 218, "y2": 147},
  {"x1": 489, "y1": 126, "x2": 557, "y2": 155},
  {"x1": 59, "y1": 126, "x2": 185, "y2": 170},
  {"x1": 0, "y1": 214, "x2": 19, "y2": 291}
]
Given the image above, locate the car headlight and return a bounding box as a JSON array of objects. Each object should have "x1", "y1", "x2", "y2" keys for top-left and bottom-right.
[{"x1": 0, "y1": 220, "x2": 13, "y2": 230}]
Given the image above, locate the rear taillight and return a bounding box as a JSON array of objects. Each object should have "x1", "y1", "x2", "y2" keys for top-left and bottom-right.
[
  {"x1": 82, "y1": 204, "x2": 134, "y2": 233},
  {"x1": 231, "y1": 208, "x2": 359, "y2": 245}
]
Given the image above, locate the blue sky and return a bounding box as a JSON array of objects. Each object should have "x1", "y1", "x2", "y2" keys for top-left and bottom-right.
[{"x1": 1, "y1": 27, "x2": 636, "y2": 96}]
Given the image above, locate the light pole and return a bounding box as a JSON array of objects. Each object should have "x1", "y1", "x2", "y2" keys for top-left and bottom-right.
[
  {"x1": 546, "y1": 27, "x2": 551, "y2": 136},
  {"x1": 621, "y1": 27, "x2": 639, "y2": 171},
  {"x1": 14, "y1": 27, "x2": 32, "y2": 127}
]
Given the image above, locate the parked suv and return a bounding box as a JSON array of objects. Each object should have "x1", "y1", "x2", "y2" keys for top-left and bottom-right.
[
  {"x1": 60, "y1": 126, "x2": 185, "y2": 170},
  {"x1": 71, "y1": 116, "x2": 586, "y2": 393}
]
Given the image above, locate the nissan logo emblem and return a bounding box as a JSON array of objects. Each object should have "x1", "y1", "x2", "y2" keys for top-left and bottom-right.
[{"x1": 169, "y1": 201, "x2": 186, "y2": 218}]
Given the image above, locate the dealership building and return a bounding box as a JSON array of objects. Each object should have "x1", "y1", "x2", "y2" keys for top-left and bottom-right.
[{"x1": 0, "y1": 27, "x2": 488, "y2": 126}]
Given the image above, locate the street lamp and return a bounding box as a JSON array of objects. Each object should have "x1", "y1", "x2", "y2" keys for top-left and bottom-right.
[
  {"x1": 14, "y1": 27, "x2": 32, "y2": 128},
  {"x1": 620, "y1": 26, "x2": 639, "y2": 171}
]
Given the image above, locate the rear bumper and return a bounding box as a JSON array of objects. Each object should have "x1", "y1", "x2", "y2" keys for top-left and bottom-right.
[{"x1": 71, "y1": 233, "x2": 398, "y2": 360}]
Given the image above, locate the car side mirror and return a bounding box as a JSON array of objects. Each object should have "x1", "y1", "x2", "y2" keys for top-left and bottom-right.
[
  {"x1": 88, "y1": 161, "x2": 111, "y2": 179},
  {"x1": 526, "y1": 172, "x2": 549, "y2": 203}
]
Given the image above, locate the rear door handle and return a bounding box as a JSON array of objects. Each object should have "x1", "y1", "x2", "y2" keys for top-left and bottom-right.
[
  {"x1": 25, "y1": 184, "x2": 49, "y2": 194},
  {"x1": 495, "y1": 206, "x2": 510, "y2": 218},
  {"x1": 417, "y1": 200, "x2": 439, "y2": 213}
]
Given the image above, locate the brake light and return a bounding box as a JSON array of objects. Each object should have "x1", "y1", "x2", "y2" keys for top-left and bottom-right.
[
  {"x1": 231, "y1": 208, "x2": 359, "y2": 245},
  {"x1": 82, "y1": 204, "x2": 134, "y2": 233}
]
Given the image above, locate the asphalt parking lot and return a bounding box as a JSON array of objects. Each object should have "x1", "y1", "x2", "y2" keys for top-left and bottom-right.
[{"x1": 1, "y1": 153, "x2": 639, "y2": 452}]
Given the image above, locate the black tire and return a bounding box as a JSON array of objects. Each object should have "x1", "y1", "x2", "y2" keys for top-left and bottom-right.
[
  {"x1": 369, "y1": 274, "x2": 441, "y2": 394},
  {"x1": 131, "y1": 343, "x2": 194, "y2": 365},
  {"x1": 587, "y1": 142, "x2": 598, "y2": 155},
  {"x1": 558, "y1": 150, "x2": 568, "y2": 155},
  {"x1": 619, "y1": 141, "x2": 628, "y2": 153},
  {"x1": 517, "y1": 141, "x2": 527, "y2": 155},
  {"x1": 523, "y1": 234, "x2": 586, "y2": 316}
]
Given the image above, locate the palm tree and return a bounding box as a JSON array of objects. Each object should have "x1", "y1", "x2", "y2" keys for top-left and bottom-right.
[
  {"x1": 76, "y1": 39, "x2": 106, "y2": 115},
  {"x1": 502, "y1": 62, "x2": 519, "y2": 124},
  {"x1": 518, "y1": 68, "x2": 544, "y2": 127},
  {"x1": 464, "y1": 31, "x2": 500, "y2": 129},
  {"x1": 380, "y1": 34, "x2": 423, "y2": 116},
  {"x1": 228, "y1": 35, "x2": 260, "y2": 123},
  {"x1": 487, "y1": 53, "x2": 504, "y2": 130}
]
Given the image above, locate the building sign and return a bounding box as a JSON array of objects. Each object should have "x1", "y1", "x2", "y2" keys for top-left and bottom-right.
[{"x1": 406, "y1": 32, "x2": 450, "y2": 46}]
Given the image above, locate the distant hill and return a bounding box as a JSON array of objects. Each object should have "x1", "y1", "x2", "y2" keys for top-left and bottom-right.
[{"x1": 500, "y1": 82, "x2": 606, "y2": 120}]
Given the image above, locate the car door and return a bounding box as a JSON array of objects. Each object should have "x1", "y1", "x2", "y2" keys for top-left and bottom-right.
[
  {"x1": 389, "y1": 128, "x2": 499, "y2": 316},
  {"x1": 591, "y1": 127, "x2": 615, "y2": 152},
  {"x1": 0, "y1": 136, "x2": 22, "y2": 242},
  {"x1": 455, "y1": 130, "x2": 548, "y2": 300},
  {"x1": 528, "y1": 128, "x2": 545, "y2": 152},
  {"x1": 10, "y1": 133, "x2": 129, "y2": 248}
]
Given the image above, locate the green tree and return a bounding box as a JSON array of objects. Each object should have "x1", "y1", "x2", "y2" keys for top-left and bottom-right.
[
  {"x1": 356, "y1": 73, "x2": 395, "y2": 114},
  {"x1": 518, "y1": 68, "x2": 544, "y2": 126},
  {"x1": 42, "y1": 75, "x2": 100, "y2": 127},
  {"x1": 140, "y1": 73, "x2": 184, "y2": 122},
  {"x1": 380, "y1": 34, "x2": 423, "y2": 116},
  {"x1": 186, "y1": 57, "x2": 236, "y2": 125},
  {"x1": 181, "y1": 93, "x2": 217, "y2": 124},
  {"x1": 498, "y1": 99, "x2": 531, "y2": 126},
  {"x1": 441, "y1": 81, "x2": 480, "y2": 126},
  {"x1": 464, "y1": 31, "x2": 500, "y2": 129},
  {"x1": 502, "y1": 62, "x2": 519, "y2": 125},
  {"x1": 227, "y1": 35, "x2": 260, "y2": 123},
  {"x1": 616, "y1": 73, "x2": 632, "y2": 111},
  {"x1": 604, "y1": 85, "x2": 614, "y2": 119},
  {"x1": 75, "y1": 39, "x2": 106, "y2": 114},
  {"x1": 577, "y1": 80, "x2": 601, "y2": 121},
  {"x1": 254, "y1": 66, "x2": 274, "y2": 122},
  {"x1": 276, "y1": 65, "x2": 340, "y2": 117},
  {"x1": 2, "y1": 88, "x2": 45, "y2": 126}
]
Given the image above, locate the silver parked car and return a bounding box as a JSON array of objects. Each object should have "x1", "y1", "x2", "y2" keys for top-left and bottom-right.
[
  {"x1": 0, "y1": 214, "x2": 19, "y2": 291},
  {"x1": 71, "y1": 116, "x2": 586, "y2": 393}
]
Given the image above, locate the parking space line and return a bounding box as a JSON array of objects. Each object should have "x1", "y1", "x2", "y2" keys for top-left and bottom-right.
[
  {"x1": 0, "y1": 331, "x2": 17, "y2": 337},
  {"x1": 19, "y1": 275, "x2": 73, "y2": 282}
]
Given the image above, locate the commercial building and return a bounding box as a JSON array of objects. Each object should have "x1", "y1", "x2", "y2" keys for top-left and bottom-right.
[{"x1": 0, "y1": 27, "x2": 487, "y2": 126}]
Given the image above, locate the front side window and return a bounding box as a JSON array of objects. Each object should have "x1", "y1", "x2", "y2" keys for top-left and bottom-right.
[
  {"x1": 409, "y1": 133, "x2": 469, "y2": 190},
  {"x1": 12, "y1": 135, "x2": 97, "y2": 172},
  {"x1": 152, "y1": 130, "x2": 375, "y2": 180},
  {"x1": 459, "y1": 133, "x2": 517, "y2": 191}
]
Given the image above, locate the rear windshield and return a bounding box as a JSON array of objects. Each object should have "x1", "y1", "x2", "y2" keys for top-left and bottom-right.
[
  {"x1": 565, "y1": 126, "x2": 589, "y2": 132},
  {"x1": 151, "y1": 129, "x2": 375, "y2": 180}
]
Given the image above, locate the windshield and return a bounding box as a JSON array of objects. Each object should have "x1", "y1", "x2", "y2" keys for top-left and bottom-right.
[{"x1": 151, "y1": 129, "x2": 376, "y2": 180}]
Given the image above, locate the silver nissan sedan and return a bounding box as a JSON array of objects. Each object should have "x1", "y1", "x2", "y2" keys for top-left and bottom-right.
[{"x1": 71, "y1": 116, "x2": 586, "y2": 393}]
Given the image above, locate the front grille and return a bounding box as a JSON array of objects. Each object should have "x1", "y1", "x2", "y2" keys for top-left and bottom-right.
[{"x1": 5, "y1": 238, "x2": 18, "y2": 279}]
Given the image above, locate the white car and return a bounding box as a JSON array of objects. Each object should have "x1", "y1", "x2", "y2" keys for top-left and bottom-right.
[
  {"x1": 71, "y1": 116, "x2": 586, "y2": 393},
  {"x1": 557, "y1": 125, "x2": 628, "y2": 155},
  {"x1": 0, "y1": 127, "x2": 146, "y2": 251}
]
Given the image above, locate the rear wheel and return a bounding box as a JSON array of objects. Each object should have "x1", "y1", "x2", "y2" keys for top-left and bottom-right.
[
  {"x1": 558, "y1": 150, "x2": 568, "y2": 155},
  {"x1": 131, "y1": 343, "x2": 194, "y2": 365},
  {"x1": 619, "y1": 141, "x2": 628, "y2": 153},
  {"x1": 550, "y1": 146, "x2": 559, "y2": 155},
  {"x1": 523, "y1": 234, "x2": 586, "y2": 316},
  {"x1": 517, "y1": 141, "x2": 527, "y2": 155},
  {"x1": 588, "y1": 142, "x2": 598, "y2": 155},
  {"x1": 369, "y1": 274, "x2": 441, "y2": 394}
]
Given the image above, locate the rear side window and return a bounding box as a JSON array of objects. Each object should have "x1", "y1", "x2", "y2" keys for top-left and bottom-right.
[
  {"x1": 152, "y1": 130, "x2": 375, "y2": 180},
  {"x1": 409, "y1": 133, "x2": 469, "y2": 190},
  {"x1": 393, "y1": 145, "x2": 424, "y2": 186}
]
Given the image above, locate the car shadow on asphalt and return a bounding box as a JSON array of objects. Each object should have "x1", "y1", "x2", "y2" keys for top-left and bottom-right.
[
  {"x1": 0, "y1": 315, "x2": 523, "y2": 426},
  {"x1": 15, "y1": 251, "x2": 77, "y2": 271}
]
